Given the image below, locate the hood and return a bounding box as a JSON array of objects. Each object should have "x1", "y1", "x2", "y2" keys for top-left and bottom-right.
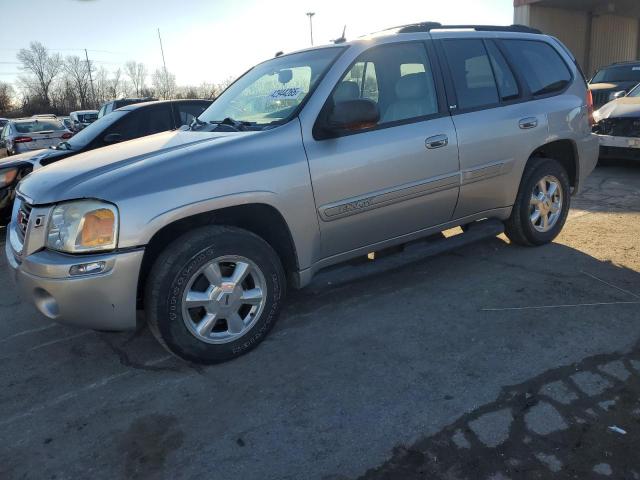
[
  {"x1": 594, "y1": 97, "x2": 640, "y2": 121},
  {"x1": 590, "y1": 81, "x2": 639, "y2": 92},
  {"x1": 1, "y1": 149, "x2": 54, "y2": 165},
  {"x1": 18, "y1": 129, "x2": 253, "y2": 204}
]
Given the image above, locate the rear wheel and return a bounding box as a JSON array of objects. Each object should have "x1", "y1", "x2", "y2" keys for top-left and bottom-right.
[
  {"x1": 504, "y1": 157, "x2": 571, "y2": 246},
  {"x1": 145, "y1": 226, "x2": 286, "y2": 364}
]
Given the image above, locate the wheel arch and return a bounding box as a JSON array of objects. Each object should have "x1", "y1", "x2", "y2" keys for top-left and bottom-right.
[
  {"x1": 528, "y1": 139, "x2": 579, "y2": 192},
  {"x1": 136, "y1": 203, "x2": 300, "y2": 308}
]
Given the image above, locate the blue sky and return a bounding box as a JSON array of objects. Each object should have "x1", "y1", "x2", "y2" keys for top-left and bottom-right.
[{"x1": 0, "y1": 0, "x2": 513, "y2": 87}]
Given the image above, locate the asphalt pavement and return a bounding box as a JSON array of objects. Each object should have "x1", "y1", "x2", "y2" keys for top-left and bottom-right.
[{"x1": 0, "y1": 162, "x2": 639, "y2": 480}]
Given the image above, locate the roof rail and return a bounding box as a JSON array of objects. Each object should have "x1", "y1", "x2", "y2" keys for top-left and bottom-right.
[{"x1": 396, "y1": 22, "x2": 542, "y2": 34}]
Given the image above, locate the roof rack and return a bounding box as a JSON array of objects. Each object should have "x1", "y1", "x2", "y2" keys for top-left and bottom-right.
[{"x1": 396, "y1": 22, "x2": 542, "y2": 34}]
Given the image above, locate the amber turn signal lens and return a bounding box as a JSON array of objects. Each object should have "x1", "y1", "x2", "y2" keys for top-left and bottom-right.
[{"x1": 80, "y1": 209, "x2": 116, "y2": 248}]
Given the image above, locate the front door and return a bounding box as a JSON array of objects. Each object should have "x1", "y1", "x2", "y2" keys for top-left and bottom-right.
[{"x1": 302, "y1": 41, "x2": 460, "y2": 258}]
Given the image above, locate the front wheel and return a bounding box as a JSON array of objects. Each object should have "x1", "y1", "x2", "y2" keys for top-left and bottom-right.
[
  {"x1": 145, "y1": 226, "x2": 286, "y2": 364},
  {"x1": 504, "y1": 157, "x2": 571, "y2": 246}
]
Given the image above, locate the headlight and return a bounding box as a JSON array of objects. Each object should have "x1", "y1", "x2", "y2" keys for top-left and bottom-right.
[
  {"x1": 0, "y1": 168, "x2": 18, "y2": 188},
  {"x1": 46, "y1": 200, "x2": 119, "y2": 253}
]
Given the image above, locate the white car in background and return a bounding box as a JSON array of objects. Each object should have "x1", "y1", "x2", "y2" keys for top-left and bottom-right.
[
  {"x1": 70, "y1": 110, "x2": 98, "y2": 132},
  {"x1": 593, "y1": 83, "x2": 640, "y2": 161},
  {"x1": 0, "y1": 118, "x2": 73, "y2": 156}
]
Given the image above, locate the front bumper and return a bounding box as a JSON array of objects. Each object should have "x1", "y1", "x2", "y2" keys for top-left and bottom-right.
[
  {"x1": 6, "y1": 238, "x2": 144, "y2": 331},
  {"x1": 597, "y1": 135, "x2": 640, "y2": 161}
]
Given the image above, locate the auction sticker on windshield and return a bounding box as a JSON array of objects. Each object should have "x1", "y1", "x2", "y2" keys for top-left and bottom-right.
[{"x1": 269, "y1": 87, "x2": 303, "y2": 100}]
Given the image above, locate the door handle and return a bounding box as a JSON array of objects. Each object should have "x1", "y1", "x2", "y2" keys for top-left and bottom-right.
[
  {"x1": 519, "y1": 117, "x2": 538, "y2": 129},
  {"x1": 425, "y1": 134, "x2": 448, "y2": 149}
]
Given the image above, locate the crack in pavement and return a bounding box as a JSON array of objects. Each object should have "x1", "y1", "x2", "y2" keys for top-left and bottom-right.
[{"x1": 357, "y1": 340, "x2": 640, "y2": 480}]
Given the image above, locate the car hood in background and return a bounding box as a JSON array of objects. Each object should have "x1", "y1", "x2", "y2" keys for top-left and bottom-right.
[
  {"x1": 594, "y1": 97, "x2": 640, "y2": 121},
  {"x1": 18, "y1": 129, "x2": 255, "y2": 204},
  {"x1": 590, "y1": 81, "x2": 639, "y2": 93}
]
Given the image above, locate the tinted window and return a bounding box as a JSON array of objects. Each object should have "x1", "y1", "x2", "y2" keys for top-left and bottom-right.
[
  {"x1": 443, "y1": 39, "x2": 499, "y2": 110},
  {"x1": 177, "y1": 102, "x2": 210, "y2": 126},
  {"x1": 107, "y1": 105, "x2": 173, "y2": 141},
  {"x1": 501, "y1": 40, "x2": 571, "y2": 96},
  {"x1": 486, "y1": 42, "x2": 519, "y2": 101},
  {"x1": 330, "y1": 42, "x2": 438, "y2": 126}
]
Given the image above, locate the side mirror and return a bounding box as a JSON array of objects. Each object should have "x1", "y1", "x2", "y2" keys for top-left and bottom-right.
[
  {"x1": 327, "y1": 99, "x2": 380, "y2": 131},
  {"x1": 609, "y1": 90, "x2": 626, "y2": 101},
  {"x1": 103, "y1": 133, "x2": 123, "y2": 144}
]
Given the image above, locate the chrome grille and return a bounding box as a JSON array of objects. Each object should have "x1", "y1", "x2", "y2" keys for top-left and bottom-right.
[
  {"x1": 592, "y1": 90, "x2": 612, "y2": 109},
  {"x1": 595, "y1": 117, "x2": 640, "y2": 138},
  {"x1": 16, "y1": 202, "x2": 32, "y2": 242}
]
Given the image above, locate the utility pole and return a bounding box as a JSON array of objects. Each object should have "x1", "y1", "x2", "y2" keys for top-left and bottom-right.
[
  {"x1": 157, "y1": 28, "x2": 170, "y2": 99},
  {"x1": 84, "y1": 49, "x2": 97, "y2": 108},
  {"x1": 306, "y1": 12, "x2": 315, "y2": 46}
]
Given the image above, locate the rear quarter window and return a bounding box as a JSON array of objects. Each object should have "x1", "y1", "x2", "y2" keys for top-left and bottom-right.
[{"x1": 500, "y1": 40, "x2": 572, "y2": 96}]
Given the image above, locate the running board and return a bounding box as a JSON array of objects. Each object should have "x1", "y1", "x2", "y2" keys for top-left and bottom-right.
[{"x1": 308, "y1": 219, "x2": 504, "y2": 289}]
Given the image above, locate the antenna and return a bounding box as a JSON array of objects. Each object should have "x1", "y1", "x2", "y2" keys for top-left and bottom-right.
[
  {"x1": 157, "y1": 28, "x2": 172, "y2": 100},
  {"x1": 333, "y1": 25, "x2": 347, "y2": 44},
  {"x1": 84, "y1": 49, "x2": 97, "y2": 107},
  {"x1": 306, "y1": 12, "x2": 315, "y2": 46}
]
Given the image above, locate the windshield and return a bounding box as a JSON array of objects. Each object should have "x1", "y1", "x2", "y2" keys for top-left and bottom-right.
[
  {"x1": 592, "y1": 65, "x2": 640, "y2": 83},
  {"x1": 627, "y1": 84, "x2": 640, "y2": 97},
  {"x1": 60, "y1": 111, "x2": 126, "y2": 150},
  {"x1": 15, "y1": 119, "x2": 65, "y2": 133},
  {"x1": 198, "y1": 47, "x2": 343, "y2": 128}
]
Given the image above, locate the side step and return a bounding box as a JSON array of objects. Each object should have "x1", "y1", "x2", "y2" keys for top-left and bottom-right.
[{"x1": 308, "y1": 219, "x2": 504, "y2": 290}]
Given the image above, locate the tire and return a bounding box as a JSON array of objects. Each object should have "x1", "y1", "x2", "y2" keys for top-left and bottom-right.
[
  {"x1": 145, "y1": 225, "x2": 286, "y2": 364},
  {"x1": 504, "y1": 157, "x2": 571, "y2": 246}
]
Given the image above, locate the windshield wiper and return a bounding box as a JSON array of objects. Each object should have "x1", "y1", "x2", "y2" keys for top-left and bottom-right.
[{"x1": 208, "y1": 117, "x2": 256, "y2": 131}]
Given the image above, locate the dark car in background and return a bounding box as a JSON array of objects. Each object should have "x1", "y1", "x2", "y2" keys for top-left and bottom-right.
[
  {"x1": 589, "y1": 61, "x2": 640, "y2": 108},
  {"x1": 97, "y1": 97, "x2": 157, "y2": 118},
  {"x1": 0, "y1": 99, "x2": 211, "y2": 223}
]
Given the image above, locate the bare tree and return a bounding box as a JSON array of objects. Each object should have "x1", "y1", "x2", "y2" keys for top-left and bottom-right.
[
  {"x1": 109, "y1": 68, "x2": 123, "y2": 99},
  {"x1": 125, "y1": 61, "x2": 147, "y2": 97},
  {"x1": 152, "y1": 68, "x2": 177, "y2": 100},
  {"x1": 0, "y1": 82, "x2": 15, "y2": 115},
  {"x1": 17, "y1": 41, "x2": 63, "y2": 106},
  {"x1": 64, "y1": 55, "x2": 91, "y2": 109}
]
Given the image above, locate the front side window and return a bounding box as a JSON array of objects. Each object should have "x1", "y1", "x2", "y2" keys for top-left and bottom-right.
[
  {"x1": 329, "y1": 42, "x2": 439, "y2": 126},
  {"x1": 61, "y1": 111, "x2": 126, "y2": 150},
  {"x1": 199, "y1": 47, "x2": 343, "y2": 128},
  {"x1": 501, "y1": 40, "x2": 571, "y2": 96},
  {"x1": 443, "y1": 39, "x2": 500, "y2": 110}
]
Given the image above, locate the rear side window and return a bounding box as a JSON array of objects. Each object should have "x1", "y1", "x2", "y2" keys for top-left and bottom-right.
[
  {"x1": 486, "y1": 42, "x2": 519, "y2": 101},
  {"x1": 442, "y1": 39, "x2": 500, "y2": 110},
  {"x1": 177, "y1": 102, "x2": 210, "y2": 126},
  {"x1": 500, "y1": 40, "x2": 571, "y2": 96}
]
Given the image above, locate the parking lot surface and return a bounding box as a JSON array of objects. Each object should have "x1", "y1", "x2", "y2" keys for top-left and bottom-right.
[{"x1": 0, "y1": 163, "x2": 639, "y2": 480}]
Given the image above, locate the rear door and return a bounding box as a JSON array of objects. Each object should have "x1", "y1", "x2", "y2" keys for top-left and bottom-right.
[{"x1": 437, "y1": 37, "x2": 553, "y2": 218}]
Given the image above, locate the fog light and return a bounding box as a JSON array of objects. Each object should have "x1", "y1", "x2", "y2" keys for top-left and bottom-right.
[{"x1": 69, "y1": 261, "x2": 106, "y2": 276}]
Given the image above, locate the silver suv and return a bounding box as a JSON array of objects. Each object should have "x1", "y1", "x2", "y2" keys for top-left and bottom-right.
[{"x1": 6, "y1": 23, "x2": 599, "y2": 363}]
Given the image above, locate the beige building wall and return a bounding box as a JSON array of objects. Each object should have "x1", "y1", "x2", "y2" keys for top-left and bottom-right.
[
  {"x1": 589, "y1": 14, "x2": 639, "y2": 74},
  {"x1": 515, "y1": 4, "x2": 640, "y2": 76}
]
